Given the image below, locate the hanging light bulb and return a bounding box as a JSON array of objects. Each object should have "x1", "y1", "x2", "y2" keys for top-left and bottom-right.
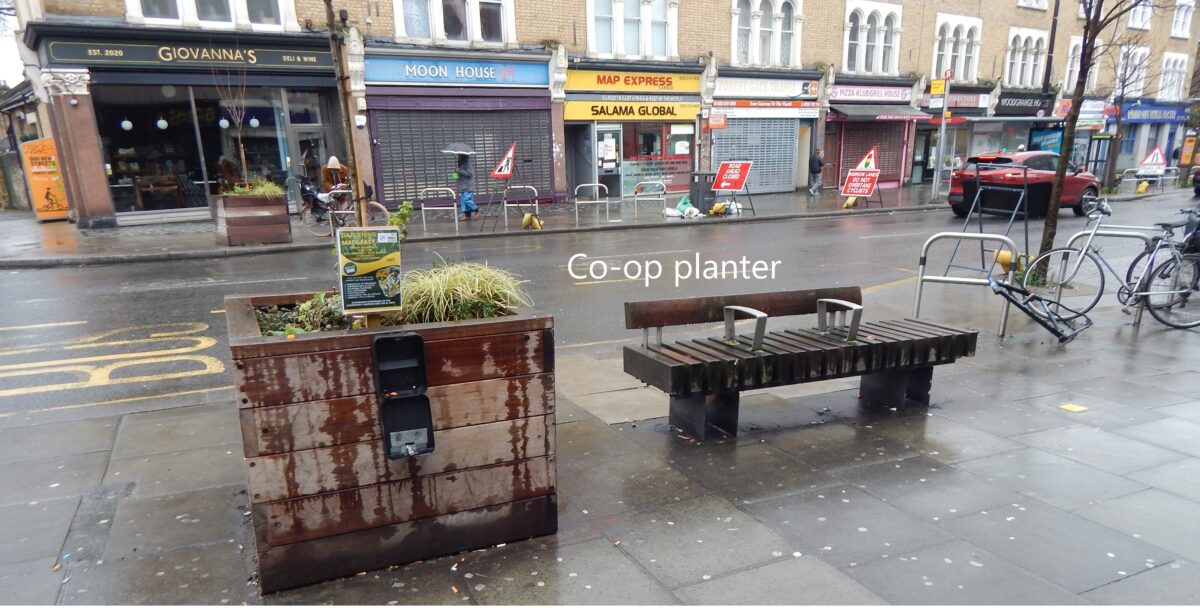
[
  {"x1": 248, "y1": 117, "x2": 260, "y2": 128},
  {"x1": 120, "y1": 119, "x2": 133, "y2": 131},
  {"x1": 218, "y1": 118, "x2": 230, "y2": 129},
  {"x1": 156, "y1": 117, "x2": 168, "y2": 130}
]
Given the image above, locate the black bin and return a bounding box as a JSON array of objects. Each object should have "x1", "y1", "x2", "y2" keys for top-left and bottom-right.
[{"x1": 688, "y1": 171, "x2": 717, "y2": 213}]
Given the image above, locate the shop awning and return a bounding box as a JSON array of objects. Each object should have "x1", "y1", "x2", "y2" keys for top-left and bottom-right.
[{"x1": 829, "y1": 104, "x2": 930, "y2": 121}]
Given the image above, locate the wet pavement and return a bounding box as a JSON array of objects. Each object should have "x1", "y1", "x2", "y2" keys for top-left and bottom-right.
[{"x1": 1, "y1": 191, "x2": 1199, "y2": 604}]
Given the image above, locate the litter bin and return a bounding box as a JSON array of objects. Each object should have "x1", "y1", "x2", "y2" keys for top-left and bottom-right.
[{"x1": 689, "y1": 171, "x2": 717, "y2": 213}]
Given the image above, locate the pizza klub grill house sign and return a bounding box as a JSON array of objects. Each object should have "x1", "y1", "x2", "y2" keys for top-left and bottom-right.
[{"x1": 46, "y1": 40, "x2": 333, "y2": 71}]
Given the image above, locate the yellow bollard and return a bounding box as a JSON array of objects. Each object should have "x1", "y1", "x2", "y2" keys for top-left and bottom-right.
[
  {"x1": 994, "y1": 250, "x2": 1024, "y2": 274},
  {"x1": 843, "y1": 197, "x2": 858, "y2": 209},
  {"x1": 1136, "y1": 180, "x2": 1150, "y2": 194}
]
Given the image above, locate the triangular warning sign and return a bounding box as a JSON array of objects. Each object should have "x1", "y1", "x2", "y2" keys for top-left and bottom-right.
[
  {"x1": 491, "y1": 142, "x2": 516, "y2": 179},
  {"x1": 855, "y1": 147, "x2": 878, "y2": 170},
  {"x1": 1138, "y1": 145, "x2": 1166, "y2": 169}
]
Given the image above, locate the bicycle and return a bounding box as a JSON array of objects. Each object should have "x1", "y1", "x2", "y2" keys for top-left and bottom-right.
[
  {"x1": 291, "y1": 176, "x2": 390, "y2": 237},
  {"x1": 1019, "y1": 197, "x2": 1200, "y2": 328}
]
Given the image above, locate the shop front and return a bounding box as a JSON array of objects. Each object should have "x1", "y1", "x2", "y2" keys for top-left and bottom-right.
[
  {"x1": 1053, "y1": 97, "x2": 1109, "y2": 172},
  {"x1": 1111, "y1": 101, "x2": 1189, "y2": 171},
  {"x1": 990, "y1": 92, "x2": 1057, "y2": 153},
  {"x1": 364, "y1": 51, "x2": 553, "y2": 207},
  {"x1": 564, "y1": 67, "x2": 702, "y2": 198},
  {"x1": 709, "y1": 74, "x2": 821, "y2": 194},
  {"x1": 825, "y1": 81, "x2": 925, "y2": 187},
  {"x1": 913, "y1": 88, "x2": 990, "y2": 183},
  {"x1": 26, "y1": 23, "x2": 339, "y2": 224}
]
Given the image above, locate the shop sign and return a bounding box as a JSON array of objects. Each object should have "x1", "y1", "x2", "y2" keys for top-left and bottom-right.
[
  {"x1": 1054, "y1": 98, "x2": 1108, "y2": 128},
  {"x1": 20, "y1": 137, "x2": 68, "y2": 221},
  {"x1": 712, "y1": 99, "x2": 820, "y2": 119},
  {"x1": 567, "y1": 70, "x2": 702, "y2": 94},
  {"x1": 564, "y1": 100, "x2": 700, "y2": 121},
  {"x1": 1119, "y1": 104, "x2": 1188, "y2": 124},
  {"x1": 46, "y1": 40, "x2": 332, "y2": 71},
  {"x1": 995, "y1": 93, "x2": 1054, "y2": 116},
  {"x1": 828, "y1": 85, "x2": 912, "y2": 103},
  {"x1": 713, "y1": 77, "x2": 818, "y2": 99},
  {"x1": 709, "y1": 113, "x2": 728, "y2": 129},
  {"x1": 364, "y1": 56, "x2": 549, "y2": 87},
  {"x1": 919, "y1": 93, "x2": 988, "y2": 109},
  {"x1": 713, "y1": 161, "x2": 752, "y2": 191},
  {"x1": 1030, "y1": 128, "x2": 1064, "y2": 154},
  {"x1": 1181, "y1": 136, "x2": 1196, "y2": 166},
  {"x1": 336, "y1": 228, "x2": 403, "y2": 314}
]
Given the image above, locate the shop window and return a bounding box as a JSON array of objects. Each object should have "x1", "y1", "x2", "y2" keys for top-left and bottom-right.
[
  {"x1": 620, "y1": 122, "x2": 693, "y2": 193},
  {"x1": 623, "y1": 0, "x2": 640, "y2": 56},
  {"x1": 288, "y1": 91, "x2": 324, "y2": 124},
  {"x1": 736, "y1": 0, "x2": 752, "y2": 65},
  {"x1": 442, "y1": 0, "x2": 468, "y2": 40},
  {"x1": 780, "y1": 3, "x2": 794, "y2": 66},
  {"x1": 480, "y1": 0, "x2": 504, "y2": 42},
  {"x1": 142, "y1": 0, "x2": 180, "y2": 19},
  {"x1": 196, "y1": 0, "x2": 231, "y2": 21},
  {"x1": 594, "y1": 0, "x2": 615, "y2": 54},
  {"x1": 247, "y1": 0, "x2": 281, "y2": 24}
]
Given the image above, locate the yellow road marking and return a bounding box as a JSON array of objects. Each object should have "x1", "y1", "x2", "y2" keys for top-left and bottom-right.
[
  {"x1": 863, "y1": 276, "x2": 918, "y2": 294},
  {"x1": 0, "y1": 321, "x2": 87, "y2": 332},
  {"x1": 0, "y1": 323, "x2": 211, "y2": 360},
  {"x1": 0, "y1": 337, "x2": 217, "y2": 371},
  {"x1": 0, "y1": 385, "x2": 235, "y2": 419},
  {"x1": 0, "y1": 355, "x2": 226, "y2": 398},
  {"x1": 210, "y1": 309, "x2": 225, "y2": 314}
]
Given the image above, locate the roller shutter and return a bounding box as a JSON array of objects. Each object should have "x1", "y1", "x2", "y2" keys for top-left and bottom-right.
[
  {"x1": 711, "y1": 118, "x2": 799, "y2": 194},
  {"x1": 839, "y1": 122, "x2": 905, "y2": 184}
]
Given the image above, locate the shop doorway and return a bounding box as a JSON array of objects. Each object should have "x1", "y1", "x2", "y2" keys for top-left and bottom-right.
[
  {"x1": 596, "y1": 125, "x2": 623, "y2": 199},
  {"x1": 912, "y1": 131, "x2": 930, "y2": 183},
  {"x1": 565, "y1": 123, "x2": 595, "y2": 195}
]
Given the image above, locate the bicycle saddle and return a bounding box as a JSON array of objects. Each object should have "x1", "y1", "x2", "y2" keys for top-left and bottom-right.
[{"x1": 1156, "y1": 218, "x2": 1190, "y2": 229}]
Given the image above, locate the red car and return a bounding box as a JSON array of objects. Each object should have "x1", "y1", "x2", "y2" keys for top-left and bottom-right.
[{"x1": 948, "y1": 151, "x2": 1101, "y2": 218}]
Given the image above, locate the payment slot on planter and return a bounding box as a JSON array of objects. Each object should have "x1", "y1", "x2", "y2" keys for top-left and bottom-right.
[{"x1": 372, "y1": 332, "x2": 434, "y2": 458}]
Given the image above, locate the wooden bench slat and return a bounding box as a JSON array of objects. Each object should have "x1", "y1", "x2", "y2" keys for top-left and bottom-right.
[
  {"x1": 666, "y1": 341, "x2": 737, "y2": 393},
  {"x1": 625, "y1": 287, "x2": 863, "y2": 330}
]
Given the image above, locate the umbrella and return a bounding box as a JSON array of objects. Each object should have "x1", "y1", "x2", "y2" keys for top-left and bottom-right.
[{"x1": 441, "y1": 143, "x2": 475, "y2": 156}]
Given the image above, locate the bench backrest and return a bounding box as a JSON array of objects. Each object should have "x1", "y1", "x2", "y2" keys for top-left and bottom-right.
[{"x1": 624, "y1": 287, "x2": 863, "y2": 330}]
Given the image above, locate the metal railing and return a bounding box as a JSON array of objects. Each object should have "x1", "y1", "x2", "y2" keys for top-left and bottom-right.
[
  {"x1": 574, "y1": 183, "x2": 612, "y2": 226},
  {"x1": 633, "y1": 181, "x2": 667, "y2": 216},
  {"x1": 914, "y1": 232, "x2": 1019, "y2": 337},
  {"x1": 418, "y1": 187, "x2": 459, "y2": 234},
  {"x1": 501, "y1": 185, "x2": 540, "y2": 229}
]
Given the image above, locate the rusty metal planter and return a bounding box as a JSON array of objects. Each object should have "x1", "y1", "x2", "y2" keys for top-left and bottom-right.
[{"x1": 225, "y1": 293, "x2": 557, "y2": 593}]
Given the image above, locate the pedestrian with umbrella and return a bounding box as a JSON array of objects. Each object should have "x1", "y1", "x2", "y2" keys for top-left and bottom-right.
[{"x1": 443, "y1": 143, "x2": 479, "y2": 220}]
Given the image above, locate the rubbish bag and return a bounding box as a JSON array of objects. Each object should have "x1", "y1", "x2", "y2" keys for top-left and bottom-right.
[
  {"x1": 676, "y1": 197, "x2": 694, "y2": 214},
  {"x1": 662, "y1": 207, "x2": 683, "y2": 218}
]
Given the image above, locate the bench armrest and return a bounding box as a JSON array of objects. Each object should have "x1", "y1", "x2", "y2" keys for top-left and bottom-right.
[
  {"x1": 724, "y1": 305, "x2": 768, "y2": 351},
  {"x1": 817, "y1": 299, "x2": 863, "y2": 341}
]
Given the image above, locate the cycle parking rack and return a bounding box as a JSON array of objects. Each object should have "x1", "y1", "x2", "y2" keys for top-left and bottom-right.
[
  {"x1": 633, "y1": 181, "x2": 668, "y2": 216},
  {"x1": 418, "y1": 187, "x2": 459, "y2": 234},
  {"x1": 574, "y1": 183, "x2": 614, "y2": 226},
  {"x1": 947, "y1": 164, "x2": 1033, "y2": 279},
  {"x1": 915, "y1": 232, "x2": 1019, "y2": 338},
  {"x1": 1063, "y1": 224, "x2": 1155, "y2": 326}
]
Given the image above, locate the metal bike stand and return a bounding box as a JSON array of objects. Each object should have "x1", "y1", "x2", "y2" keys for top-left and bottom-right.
[
  {"x1": 574, "y1": 183, "x2": 611, "y2": 227},
  {"x1": 1064, "y1": 226, "x2": 1155, "y2": 326},
  {"x1": 633, "y1": 181, "x2": 667, "y2": 216},
  {"x1": 417, "y1": 187, "x2": 459, "y2": 234},
  {"x1": 915, "y1": 232, "x2": 1019, "y2": 338},
  {"x1": 946, "y1": 164, "x2": 1032, "y2": 279},
  {"x1": 499, "y1": 185, "x2": 539, "y2": 231}
]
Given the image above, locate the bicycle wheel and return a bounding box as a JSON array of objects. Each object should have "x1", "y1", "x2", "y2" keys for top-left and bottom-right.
[
  {"x1": 1146, "y1": 254, "x2": 1200, "y2": 329},
  {"x1": 1021, "y1": 247, "x2": 1105, "y2": 320},
  {"x1": 300, "y1": 204, "x2": 332, "y2": 237}
]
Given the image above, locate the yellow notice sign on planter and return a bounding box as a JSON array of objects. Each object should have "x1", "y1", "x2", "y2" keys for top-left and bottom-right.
[{"x1": 336, "y1": 227, "x2": 403, "y2": 314}]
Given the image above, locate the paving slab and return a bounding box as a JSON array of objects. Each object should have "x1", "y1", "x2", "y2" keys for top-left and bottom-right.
[
  {"x1": 1075, "y1": 489, "x2": 1200, "y2": 564},
  {"x1": 765, "y1": 422, "x2": 916, "y2": 474},
  {"x1": 569, "y1": 387, "x2": 668, "y2": 424},
  {"x1": 111, "y1": 404, "x2": 241, "y2": 459},
  {"x1": 0, "y1": 451, "x2": 108, "y2": 507},
  {"x1": 104, "y1": 444, "x2": 245, "y2": 498},
  {"x1": 58, "y1": 542, "x2": 257, "y2": 605},
  {"x1": 554, "y1": 418, "x2": 645, "y2": 463},
  {"x1": 1153, "y1": 400, "x2": 1200, "y2": 422},
  {"x1": 1010, "y1": 425, "x2": 1186, "y2": 475},
  {"x1": 928, "y1": 390, "x2": 1074, "y2": 438},
  {"x1": 0, "y1": 496, "x2": 79, "y2": 567},
  {"x1": 1058, "y1": 376, "x2": 1193, "y2": 409},
  {"x1": 102, "y1": 485, "x2": 247, "y2": 561},
  {"x1": 744, "y1": 485, "x2": 953, "y2": 568},
  {"x1": 1113, "y1": 418, "x2": 1200, "y2": 458},
  {"x1": 944, "y1": 500, "x2": 1175, "y2": 593},
  {"x1": 761, "y1": 378, "x2": 858, "y2": 400},
  {"x1": 1016, "y1": 390, "x2": 1166, "y2": 428},
  {"x1": 600, "y1": 495, "x2": 794, "y2": 589},
  {"x1": 730, "y1": 392, "x2": 834, "y2": 434},
  {"x1": 0, "y1": 558, "x2": 64, "y2": 605},
  {"x1": 554, "y1": 355, "x2": 644, "y2": 398},
  {"x1": 1081, "y1": 561, "x2": 1200, "y2": 605},
  {"x1": 937, "y1": 371, "x2": 1067, "y2": 403},
  {"x1": 1128, "y1": 458, "x2": 1200, "y2": 502},
  {"x1": 860, "y1": 412, "x2": 1023, "y2": 464},
  {"x1": 845, "y1": 539, "x2": 1084, "y2": 605},
  {"x1": 837, "y1": 456, "x2": 1022, "y2": 523},
  {"x1": 553, "y1": 393, "x2": 594, "y2": 424},
  {"x1": 956, "y1": 447, "x2": 1146, "y2": 510},
  {"x1": 556, "y1": 449, "x2": 706, "y2": 521},
  {"x1": 668, "y1": 442, "x2": 837, "y2": 505},
  {"x1": 267, "y1": 552, "x2": 474, "y2": 605},
  {"x1": 674, "y1": 555, "x2": 885, "y2": 605},
  {"x1": 1130, "y1": 370, "x2": 1200, "y2": 396},
  {"x1": 0, "y1": 416, "x2": 118, "y2": 464}
]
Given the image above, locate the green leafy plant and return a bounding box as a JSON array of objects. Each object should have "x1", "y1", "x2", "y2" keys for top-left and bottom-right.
[
  {"x1": 255, "y1": 292, "x2": 351, "y2": 335},
  {"x1": 381, "y1": 262, "x2": 532, "y2": 325},
  {"x1": 389, "y1": 201, "x2": 415, "y2": 241},
  {"x1": 230, "y1": 174, "x2": 285, "y2": 198}
]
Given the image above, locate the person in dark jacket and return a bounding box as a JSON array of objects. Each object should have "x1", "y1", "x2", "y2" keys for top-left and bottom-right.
[
  {"x1": 808, "y1": 149, "x2": 825, "y2": 196},
  {"x1": 455, "y1": 154, "x2": 479, "y2": 219}
]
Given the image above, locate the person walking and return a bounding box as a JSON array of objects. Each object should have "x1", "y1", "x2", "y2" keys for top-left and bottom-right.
[
  {"x1": 454, "y1": 154, "x2": 479, "y2": 220},
  {"x1": 808, "y1": 149, "x2": 825, "y2": 196}
]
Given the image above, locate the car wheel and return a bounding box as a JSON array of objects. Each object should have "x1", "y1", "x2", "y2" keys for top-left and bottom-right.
[
  {"x1": 1073, "y1": 188, "x2": 1098, "y2": 216},
  {"x1": 951, "y1": 205, "x2": 968, "y2": 218}
]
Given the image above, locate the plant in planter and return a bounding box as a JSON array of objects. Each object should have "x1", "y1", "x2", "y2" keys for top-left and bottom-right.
[
  {"x1": 213, "y1": 174, "x2": 292, "y2": 246},
  {"x1": 225, "y1": 259, "x2": 555, "y2": 593}
]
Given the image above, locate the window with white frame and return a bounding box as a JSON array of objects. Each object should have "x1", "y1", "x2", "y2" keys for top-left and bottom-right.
[
  {"x1": 394, "y1": 0, "x2": 516, "y2": 45},
  {"x1": 1159, "y1": 53, "x2": 1189, "y2": 100},
  {"x1": 127, "y1": 0, "x2": 295, "y2": 29},
  {"x1": 1128, "y1": 0, "x2": 1152, "y2": 28},
  {"x1": 780, "y1": 3, "x2": 794, "y2": 66},
  {"x1": 1116, "y1": 45, "x2": 1150, "y2": 96},
  {"x1": 730, "y1": 0, "x2": 802, "y2": 68},
  {"x1": 1063, "y1": 36, "x2": 1098, "y2": 92},
  {"x1": 588, "y1": 0, "x2": 678, "y2": 59},
  {"x1": 1004, "y1": 28, "x2": 1047, "y2": 87},
  {"x1": 1171, "y1": 0, "x2": 1195, "y2": 36},
  {"x1": 932, "y1": 14, "x2": 980, "y2": 82},
  {"x1": 1017, "y1": 0, "x2": 1047, "y2": 10},
  {"x1": 736, "y1": 0, "x2": 752, "y2": 64},
  {"x1": 843, "y1": 0, "x2": 901, "y2": 75}
]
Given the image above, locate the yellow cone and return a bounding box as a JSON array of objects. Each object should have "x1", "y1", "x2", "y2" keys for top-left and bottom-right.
[{"x1": 843, "y1": 197, "x2": 858, "y2": 209}]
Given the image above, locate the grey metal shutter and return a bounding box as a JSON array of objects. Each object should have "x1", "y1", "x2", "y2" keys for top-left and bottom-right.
[
  {"x1": 840, "y1": 122, "x2": 905, "y2": 185},
  {"x1": 711, "y1": 117, "x2": 798, "y2": 194},
  {"x1": 372, "y1": 109, "x2": 552, "y2": 206}
]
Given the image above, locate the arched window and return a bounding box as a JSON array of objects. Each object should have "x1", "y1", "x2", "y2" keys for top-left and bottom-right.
[
  {"x1": 594, "y1": 0, "x2": 615, "y2": 54},
  {"x1": 623, "y1": 0, "x2": 641, "y2": 55},
  {"x1": 865, "y1": 13, "x2": 879, "y2": 72},
  {"x1": 650, "y1": 0, "x2": 668, "y2": 57},
  {"x1": 950, "y1": 26, "x2": 964, "y2": 79},
  {"x1": 963, "y1": 28, "x2": 977, "y2": 81},
  {"x1": 1007, "y1": 36, "x2": 1019, "y2": 85},
  {"x1": 847, "y1": 11, "x2": 860, "y2": 72},
  {"x1": 780, "y1": 2, "x2": 795, "y2": 67},
  {"x1": 1065, "y1": 42, "x2": 1081, "y2": 90},
  {"x1": 1032, "y1": 39, "x2": 1044, "y2": 86},
  {"x1": 1019, "y1": 38, "x2": 1031, "y2": 86},
  {"x1": 882, "y1": 14, "x2": 896, "y2": 73},
  {"x1": 935, "y1": 24, "x2": 948, "y2": 76},
  {"x1": 737, "y1": 0, "x2": 752, "y2": 64},
  {"x1": 760, "y1": 0, "x2": 774, "y2": 65}
]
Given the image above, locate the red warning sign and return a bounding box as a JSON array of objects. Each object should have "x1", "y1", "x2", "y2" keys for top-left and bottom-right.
[
  {"x1": 840, "y1": 147, "x2": 880, "y2": 197},
  {"x1": 713, "y1": 161, "x2": 752, "y2": 191},
  {"x1": 1136, "y1": 145, "x2": 1166, "y2": 177},
  {"x1": 491, "y1": 142, "x2": 516, "y2": 179}
]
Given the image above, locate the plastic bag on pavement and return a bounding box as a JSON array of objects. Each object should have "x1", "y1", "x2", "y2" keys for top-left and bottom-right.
[
  {"x1": 663, "y1": 207, "x2": 683, "y2": 218},
  {"x1": 676, "y1": 196, "x2": 694, "y2": 214},
  {"x1": 683, "y1": 207, "x2": 702, "y2": 219}
]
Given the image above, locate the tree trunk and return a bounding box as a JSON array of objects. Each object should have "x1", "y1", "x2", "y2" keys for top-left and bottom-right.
[
  {"x1": 1103, "y1": 110, "x2": 1124, "y2": 190},
  {"x1": 1036, "y1": 39, "x2": 1093, "y2": 267}
]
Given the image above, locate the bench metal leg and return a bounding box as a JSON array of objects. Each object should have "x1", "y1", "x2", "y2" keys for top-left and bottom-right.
[
  {"x1": 670, "y1": 389, "x2": 739, "y2": 441},
  {"x1": 860, "y1": 366, "x2": 934, "y2": 409}
]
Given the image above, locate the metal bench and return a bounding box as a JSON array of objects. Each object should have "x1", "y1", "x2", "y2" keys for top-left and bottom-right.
[{"x1": 622, "y1": 288, "x2": 978, "y2": 441}]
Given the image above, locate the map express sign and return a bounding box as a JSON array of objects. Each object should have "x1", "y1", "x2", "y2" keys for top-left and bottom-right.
[{"x1": 46, "y1": 40, "x2": 332, "y2": 71}]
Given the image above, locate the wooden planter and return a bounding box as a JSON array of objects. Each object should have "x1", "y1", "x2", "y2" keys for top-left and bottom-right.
[
  {"x1": 225, "y1": 293, "x2": 557, "y2": 593},
  {"x1": 214, "y1": 194, "x2": 292, "y2": 246}
]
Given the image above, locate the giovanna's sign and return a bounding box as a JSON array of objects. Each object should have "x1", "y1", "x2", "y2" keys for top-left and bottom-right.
[{"x1": 46, "y1": 41, "x2": 333, "y2": 70}]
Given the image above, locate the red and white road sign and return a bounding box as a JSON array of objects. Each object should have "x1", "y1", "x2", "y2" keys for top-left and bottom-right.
[
  {"x1": 840, "y1": 147, "x2": 881, "y2": 197},
  {"x1": 713, "y1": 161, "x2": 752, "y2": 191},
  {"x1": 1136, "y1": 145, "x2": 1166, "y2": 177},
  {"x1": 491, "y1": 142, "x2": 516, "y2": 178}
]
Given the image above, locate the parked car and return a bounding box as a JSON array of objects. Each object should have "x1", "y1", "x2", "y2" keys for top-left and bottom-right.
[
  {"x1": 1192, "y1": 166, "x2": 1199, "y2": 198},
  {"x1": 948, "y1": 151, "x2": 1101, "y2": 218}
]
